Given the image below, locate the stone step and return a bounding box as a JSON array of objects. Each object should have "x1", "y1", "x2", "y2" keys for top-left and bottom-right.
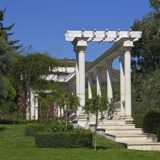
[
  {"x1": 99, "y1": 120, "x2": 126, "y2": 125},
  {"x1": 98, "y1": 124, "x2": 135, "y2": 130},
  {"x1": 105, "y1": 133, "x2": 157, "y2": 143},
  {"x1": 124, "y1": 141, "x2": 159, "y2": 145},
  {"x1": 127, "y1": 143, "x2": 160, "y2": 151},
  {"x1": 93, "y1": 119, "x2": 160, "y2": 151},
  {"x1": 106, "y1": 128, "x2": 143, "y2": 135}
]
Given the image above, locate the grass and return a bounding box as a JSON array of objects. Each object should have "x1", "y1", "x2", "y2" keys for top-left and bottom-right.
[{"x1": 0, "y1": 124, "x2": 160, "y2": 160}]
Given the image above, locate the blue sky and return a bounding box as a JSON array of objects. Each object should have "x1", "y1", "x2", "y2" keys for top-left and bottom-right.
[{"x1": 1, "y1": 0, "x2": 151, "y2": 67}]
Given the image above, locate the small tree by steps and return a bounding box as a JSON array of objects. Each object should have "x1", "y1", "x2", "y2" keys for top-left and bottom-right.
[{"x1": 84, "y1": 96, "x2": 109, "y2": 151}]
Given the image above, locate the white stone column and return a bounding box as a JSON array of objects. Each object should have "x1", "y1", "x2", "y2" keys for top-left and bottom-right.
[
  {"x1": 78, "y1": 50, "x2": 85, "y2": 110},
  {"x1": 106, "y1": 61, "x2": 113, "y2": 102},
  {"x1": 96, "y1": 68, "x2": 102, "y2": 97},
  {"x1": 30, "y1": 89, "x2": 35, "y2": 120},
  {"x1": 120, "y1": 55, "x2": 125, "y2": 118},
  {"x1": 124, "y1": 50, "x2": 132, "y2": 118},
  {"x1": 73, "y1": 38, "x2": 87, "y2": 116},
  {"x1": 88, "y1": 73, "x2": 93, "y2": 99},
  {"x1": 34, "y1": 95, "x2": 38, "y2": 120},
  {"x1": 75, "y1": 53, "x2": 80, "y2": 96}
]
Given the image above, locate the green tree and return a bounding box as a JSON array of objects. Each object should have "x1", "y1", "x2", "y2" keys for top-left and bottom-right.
[
  {"x1": 0, "y1": 8, "x2": 21, "y2": 50},
  {"x1": 14, "y1": 53, "x2": 62, "y2": 118},
  {"x1": 0, "y1": 8, "x2": 20, "y2": 118},
  {"x1": 150, "y1": 0, "x2": 160, "y2": 12},
  {"x1": 131, "y1": 0, "x2": 160, "y2": 127},
  {"x1": 142, "y1": 69, "x2": 160, "y2": 112},
  {"x1": 15, "y1": 53, "x2": 59, "y2": 86},
  {"x1": 85, "y1": 96, "x2": 108, "y2": 151},
  {"x1": 132, "y1": 0, "x2": 160, "y2": 73}
]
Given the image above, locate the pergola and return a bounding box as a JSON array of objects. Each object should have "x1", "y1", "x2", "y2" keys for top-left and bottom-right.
[
  {"x1": 26, "y1": 67, "x2": 75, "y2": 120},
  {"x1": 65, "y1": 30, "x2": 142, "y2": 127}
]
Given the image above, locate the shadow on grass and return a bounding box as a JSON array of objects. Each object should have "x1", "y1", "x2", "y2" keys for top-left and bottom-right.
[{"x1": 90, "y1": 146, "x2": 123, "y2": 150}]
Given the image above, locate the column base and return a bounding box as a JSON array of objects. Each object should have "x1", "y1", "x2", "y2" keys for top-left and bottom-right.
[
  {"x1": 124, "y1": 116, "x2": 133, "y2": 124},
  {"x1": 77, "y1": 114, "x2": 89, "y2": 129},
  {"x1": 119, "y1": 115, "x2": 126, "y2": 120}
]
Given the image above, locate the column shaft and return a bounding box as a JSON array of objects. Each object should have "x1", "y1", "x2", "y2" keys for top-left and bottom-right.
[
  {"x1": 34, "y1": 95, "x2": 38, "y2": 120},
  {"x1": 76, "y1": 53, "x2": 80, "y2": 96},
  {"x1": 120, "y1": 55, "x2": 125, "y2": 117},
  {"x1": 96, "y1": 68, "x2": 102, "y2": 97},
  {"x1": 124, "y1": 50, "x2": 131, "y2": 117},
  {"x1": 106, "y1": 62, "x2": 113, "y2": 102},
  {"x1": 78, "y1": 50, "x2": 85, "y2": 110},
  {"x1": 88, "y1": 74, "x2": 93, "y2": 99}
]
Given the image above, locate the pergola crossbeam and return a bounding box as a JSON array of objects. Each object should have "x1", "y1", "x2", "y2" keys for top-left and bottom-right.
[{"x1": 65, "y1": 30, "x2": 142, "y2": 42}]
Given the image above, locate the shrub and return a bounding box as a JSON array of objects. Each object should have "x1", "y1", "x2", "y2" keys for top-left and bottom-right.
[
  {"x1": 46, "y1": 117, "x2": 74, "y2": 132},
  {"x1": 0, "y1": 119, "x2": 37, "y2": 124},
  {"x1": 0, "y1": 126, "x2": 5, "y2": 131},
  {"x1": 16, "y1": 120, "x2": 38, "y2": 124},
  {"x1": 25, "y1": 124, "x2": 45, "y2": 137},
  {"x1": 35, "y1": 130, "x2": 93, "y2": 148},
  {"x1": 143, "y1": 111, "x2": 160, "y2": 134},
  {"x1": 0, "y1": 119, "x2": 17, "y2": 124}
]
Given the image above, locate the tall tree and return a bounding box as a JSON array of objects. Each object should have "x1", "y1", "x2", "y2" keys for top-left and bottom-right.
[
  {"x1": 150, "y1": 0, "x2": 160, "y2": 12},
  {"x1": 0, "y1": 8, "x2": 21, "y2": 50},
  {"x1": 131, "y1": 0, "x2": 160, "y2": 127},
  {"x1": 0, "y1": 8, "x2": 21, "y2": 118},
  {"x1": 131, "y1": 0, "x2": 160, "y2": 73}
]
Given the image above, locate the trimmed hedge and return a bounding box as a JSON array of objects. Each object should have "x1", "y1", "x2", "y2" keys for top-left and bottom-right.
[
  {"x1": 0, "y1": 126, "x2": 5, "y2": 131},
  {"x1": 25, "y1": 124, "x2": 45, "y2": 137},
  {"x1": 35, "y1": 131, "x2": 93, "y2": 148},
  {"x1": 0, "y1": 119, "x2": 17, "y2": 124},
  {"x1": 0, "y1": 119, "x2": 37, "y2": 124}
]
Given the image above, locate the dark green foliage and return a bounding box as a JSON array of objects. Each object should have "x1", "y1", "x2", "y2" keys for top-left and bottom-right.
[
  {"x1": 0, "y1": 126, "x2": 5, "y2": 131},
  {"x1": 0, "y1": 8, "x2": 20, "y2": 118},
  {"x1": 142, "y1": 111, "x2": 160, "y2": 141},
  {"x1": 35, "y1": 131, "x2": 93, "y2": 148},
  {"x1": 0, "y1": 119, "x2": 19, "y2": 124},
  {"x1": 150, "y1": 0, "x2": 160, "y2": 12},
  {"x1": 142, "y1": 69, "x2": 160, "y2": 112},
  {"x1": 143, "y1": 111, "x2": 160, "y2": 134},
  {"x1": 0, "y1": 119, "x2": 16, "y2": 124},
  {"x1": 0, "y1": 119, "x2": 37, "y2": 124},
  {"x1": 15, "y1": 54, "x2": 59, "y2": 85},
  {"x1": 16, "y1": 120, "x2": 38, "y2": 124},
  {"x1": 25, "y1": 124, "x2": 45, "y2": 137},
  {"x1": 0, "y1": 8, "x2": 21, "y2": 50},
  {"x1": 0, "y1": 76, "x2": 16, "y2": 115},
  {"x1": 132, "y1": 63, "x2": 160, "y2": 128},
  {"x1": 131, "y1": 1, "x2": 160, "y2": 73}
]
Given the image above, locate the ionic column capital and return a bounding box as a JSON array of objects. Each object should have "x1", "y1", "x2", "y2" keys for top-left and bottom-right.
[
  {"x1": 120, "y1": 40, "x2": 134, "y2": 54},
  {"x1": 73, "y1": 38, "x2": 88, "y2": 53}
]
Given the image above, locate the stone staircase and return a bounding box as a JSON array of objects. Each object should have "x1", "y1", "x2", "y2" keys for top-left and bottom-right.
[{"x1": 96, "y1": 119, "x2": 160, "y2": 151}]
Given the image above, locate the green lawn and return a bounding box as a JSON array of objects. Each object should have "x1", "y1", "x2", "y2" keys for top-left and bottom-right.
[{"x1": 0, "y1": 124, "x2": 160, "y2": 160}]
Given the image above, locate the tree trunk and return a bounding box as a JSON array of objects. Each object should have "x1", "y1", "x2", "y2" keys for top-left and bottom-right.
[{"x1": 94, "y1": 111, "x2": 98, "y2": 151}]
